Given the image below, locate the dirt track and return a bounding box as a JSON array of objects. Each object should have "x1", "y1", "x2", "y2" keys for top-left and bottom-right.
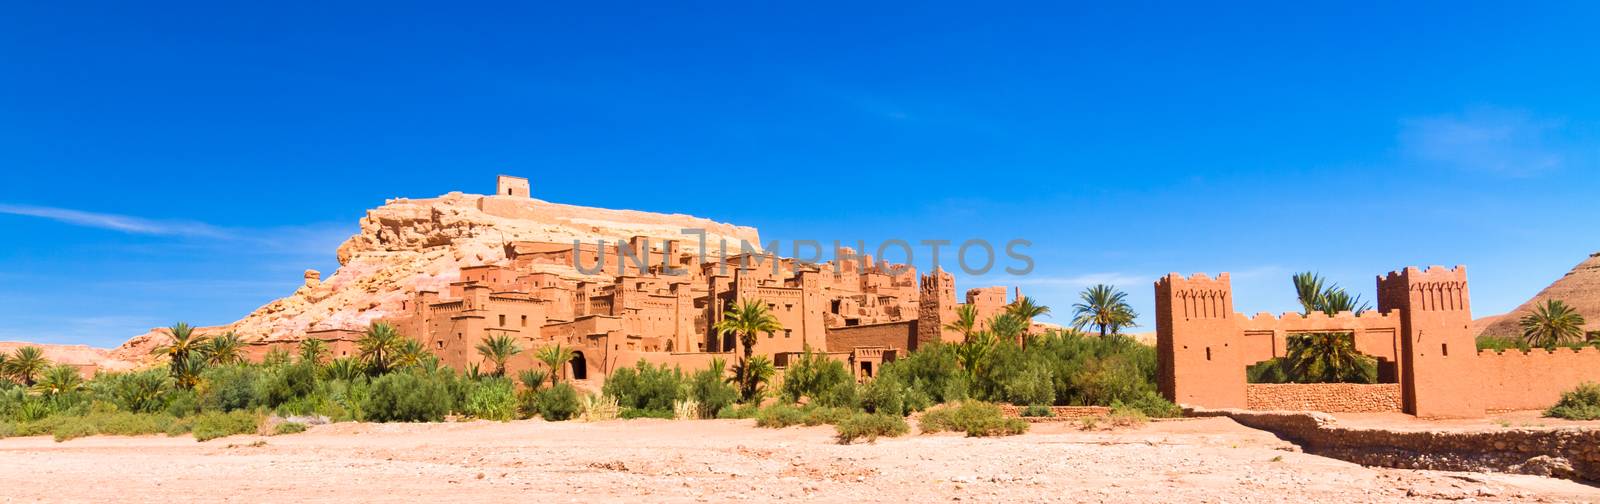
[{"x1": 1, "y1": 417, "x2": 1597, "y2": 503}]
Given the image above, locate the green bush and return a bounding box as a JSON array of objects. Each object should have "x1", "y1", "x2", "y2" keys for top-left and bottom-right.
[
  {"x1": 1118, "y1": 391, "x2": 1182, "y2": 418},
  {"x1": 363, "y1": 370, "x2": 452, "y2": 422},
  {"x1": 715, "y1": 403, "x2": 760, "y2": 419},
  {"x1": 259, "y1": 362, "x2": 318, "y2": 408},
  {"x1": 1020, "y1": 404, "x2": 1054, "y2": 417},
  {"x1": 878, "y1": 343, "x2": 966, "y2": 404},
  {"x1": 619, "y1": 408, "x2": 674, "y2": 419},
  {"x1": 688, "y1": 359, "x2": 737, "y2": 418},
  {"x1": 191, "y1": 410, "x2": 262, "y2": 441},
  {"x1": 462, "y1": 378, "x2": 518, "y2": 421},
  {"x1": 859, "y1": 375, "x2": 909, "y2": 416},
  {"x1": 9, "y1": 412, "x2": 183, "y2": 442},
  {"x1": 918, "y1": 401, "x2": 1028, "y2": 437},
  {"x1": 755, "y1": 404, "x2": 852, "y2": 428},
  {"x1": 91, "y1": 369, "x2": 173, "y2": 414},
  {"x1": 1547, "y1": 382, "x2": 1600, "y2": 420},
  {"x1": 602, "y1": 360, "x2": 686, "y2": 413},
  {"x1": 197, "y1": 365, "x2": 262, "y2": 412},
  {"x1": 535, "y1": 383, "x2": 580, "y2": 421},
  {"x1": 273, "y1": 422, "x2": 308, "y2": 435},
  {"x1": 834, "y1": 413, "x2": 909, "y2": 444},
  {"x1": 779, "y1": 349, "x2": 852, "y2": 405}
]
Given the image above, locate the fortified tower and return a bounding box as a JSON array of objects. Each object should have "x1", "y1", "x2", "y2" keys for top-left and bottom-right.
[
  {"x1": 917, "y1": 269, "x2": 958, "y2": 346},
  {"x1": 1377, "y1": 266, "x2": 1481, "y2": 418},
  {"x1": 1154, "y1": 272, "x2": 1243, "y2": 408},
  {"x1": 496, "y1": 175, "x2": 530, "y2": 198}
]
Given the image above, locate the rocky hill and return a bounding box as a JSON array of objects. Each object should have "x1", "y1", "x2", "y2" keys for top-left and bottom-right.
[
  {"x1": 103, "y1": 189, "x2": 760, "y2": 367},
  {"x1": 1476, "y1": 252, "x2": 1600, "y2": 340}
]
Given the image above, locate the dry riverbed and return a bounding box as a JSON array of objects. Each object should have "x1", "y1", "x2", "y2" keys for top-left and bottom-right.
[{"x1": 1, "y1": 417, "x2": 1597, "y2": 502}]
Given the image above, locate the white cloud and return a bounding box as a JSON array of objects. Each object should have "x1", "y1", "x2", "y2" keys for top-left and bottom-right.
[
  {"x1": 1398, "y1": 107, "x2": 1580, "y2": 177},
  {"x1": 0, "y1": 203, "x2": 232, "y2": 238}
]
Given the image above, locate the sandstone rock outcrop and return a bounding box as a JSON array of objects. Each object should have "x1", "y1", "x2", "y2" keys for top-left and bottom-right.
[
  {"x1": 1477, "y1": 252, "x2": 1600, "y2": 339},
  {"x1": 107, "y1": 191, "x2": 760, "y2": 364}
]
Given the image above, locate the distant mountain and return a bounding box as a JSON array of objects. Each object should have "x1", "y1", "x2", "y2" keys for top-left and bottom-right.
[{"x1": 1476, "y1": 252, "x2": 1600, "y2": 339}]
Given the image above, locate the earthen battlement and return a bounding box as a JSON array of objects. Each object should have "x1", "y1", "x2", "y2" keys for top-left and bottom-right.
[
  {"x1": 1380, "y1": 265, "x2": 1468, "y2": 282},
  {"x1": 1478, "y1": 346, "x2": 1600, "y2": 357},
  {"x1": 1241, "y1": 310, "x2": 1396, "y2": 323}
]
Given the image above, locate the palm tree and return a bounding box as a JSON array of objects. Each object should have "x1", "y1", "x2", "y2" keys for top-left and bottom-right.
[
  {"x1": 1007, "y1": 296, "x2": 1051, "y2": 323},
  {"x1": 150, "y1": 322, "x2": 210, "y2": 381},
  {"x1": 728, "y1": 354, "x2": 776, "y2": 402},
  {"x1": 944, "y1": 304, "x2": 980, "y2": 342},
  {"x1": 713, "y1": 299, "x2": 783, "y2": 394},
  {"x1": 298, "y1": 338, "x2": 329, "y2": 365},
  {"x1": 475, "y1": 335, "x2": 523, "y2": 377},
  {"x1": 988, "y1": 313, "x2": 1028, "y2": 345},
  {"x1": 1283, "y1": 333, "x2": 1374, "y2": 383},
  {"x1": 30, "y1": 365, "x2": 84, "y2": 397},
  {"x1": 535, "y1": 343, "x2": 576, "y2": 386},
  {"x1": 393, "y1": 338, "x2": 429, "y2": 370},
  {"x1": 1521, "y1": 299, "x2": 1588, "y2": 347},
  {"x1": 358, "y1": 322, "x2": 403, "y2": 375},
  {"x1": 202, "y1": 332, "x2": 245, "y2": 365},
  {"x1": 1292, "y1": 272, "x2": 1371, "y2": 316},
  {"x1": 517, "y1": 368, "x2": 549, "y2": 391},
  {"x1": 0, "y1": 352, "x2": 9, "y2": 385},
  {"x1": 7, "y1": 346, "x2": 50, "y2": 386},
  {"x1": 1070, "y1": 284, "x2": 1140, "y2": 337},
  {"x1": 954, "y1": 330, "x2": 997, "y2": 383},
  {"x1": 321, "y1": 357, "x2": 366, "y2": 381},
  {"x1": 169, "y1": 354, "x2": 208, "y2": 389}
]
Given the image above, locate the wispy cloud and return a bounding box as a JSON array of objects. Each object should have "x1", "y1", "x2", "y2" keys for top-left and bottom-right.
[
  {"x1": 994, "y1": 272, "x2": 1149, "y2": 288},
  {"x1": 1398, "y1": 107, "x2": 1587, "y2": 177},
  {"x1": 0, "y1": 203, "x2": 232, "y2": 238}
]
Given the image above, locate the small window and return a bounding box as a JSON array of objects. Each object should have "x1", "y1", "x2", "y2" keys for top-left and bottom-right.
[
  {"x1": 435, "y1": 341, "x2": 443, "y2": 350},
  {"x1": 1441, "y1": 343, "x2": 1449, "y2": 357},
  {"x1": 785, "y1": 329, "x2": 792, "y2": 338},
  {"x1": 1205, "y1": 347, "x2": 1212, "y2": 361},
  {"x1": 499, "y1": 315, "x2": 506, "y2": 327},
  {"x1": 521, "y1": 315, "x2": 528, "y2": 327}
]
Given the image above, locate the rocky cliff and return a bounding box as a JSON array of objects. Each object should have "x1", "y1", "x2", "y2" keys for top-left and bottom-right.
[
  {"x1": 105, "y1": 191, "x2": 760, "y2": 365},
  {"x1": 1476, "y1": 252, "x2": 1600, "y2": 340}
]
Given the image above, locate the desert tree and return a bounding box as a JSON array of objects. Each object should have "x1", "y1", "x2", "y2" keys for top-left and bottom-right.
[
  {"x1": 1292, "y1": 272, "x2": 1370, "y2": 316},
  {"x1": 943, "y1": 304, "x2": 980, "y2": 342},
  {"x1": 714, "y1": 299, "x2": 783, "y2": 399},
  {"x1": 297, "y1": 338, "x2": 329, "y2": 366},
  {"x1": 518, "y1": 368, "x2": 549, "y2": 391},
  {"x1": 5, "y1": 346, "x2": 50, "y2": 386},
  {"x1": 1070, "y1": 284, "x2": 1139, "y2": 337},
  {"x1": 1521, "y1": 299, "x2": 1588, "y2": 348},
  {"x1": 358, "y1": 322, "x2": 404, "y2": 375},
  {"x1": 30, "y1": 365, "x2": 84, "y2": 397},
  {"x1": 203, "y1": 331, "x2": 245, "y2": 365},
  {"x1": 476, "y1": 334, "x2": 523, "y2": 377},
  {"x1": 321, "y1": 357, "x2": 366, "y2": 381},
  {"x1": 150, "y1": 322, "x2": 210, "y2": 384},
  {"x1": 1280, "y1": 272, "x2": 1376, "y2": 383},
  {"x1": 393, "y1": 338, "x2": 430, "y2": 370},
  {"x1": 728, "y1": 354, "x2": 776, "y2": 402},
  {"x1": 535, "y1": 343, "x2": 576, "y2": 386}
]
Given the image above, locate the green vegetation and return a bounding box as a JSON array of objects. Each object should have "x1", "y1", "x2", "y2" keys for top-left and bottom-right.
[
  {"x1": 919, "y1": 401, "x2": 1028, "y2": 437},
  {"x1": 1248, "y1": 273, "x2": 1379, "y2": 385},
  {"x1": 714, "y1": 299, "x2": 783, "y2": 402},
  {"x1": 1070, "y1": 285, "x2": 1138, "y2": 337},
  {"x1": 474, "y1": 335, "x2": 522, "y2": 377},
  {"x1": 191, "y1": 410, "x2": 262, "y2": 441},
  {"x1": 1546, "y1": 382, "x2": 1600, "y2": 420},
  {"x1": 273, "y1": 421, "x2": 308, "y2": 435},
  {"x1": 833, "y1": 413, "x2": 909, "y2": 444},
  {"x1": 1521, "y1": 299, "x2": 1588, "y2": 348},
  {"x1": 534, "y1": 344, "x2": 576, "y2": 386}
]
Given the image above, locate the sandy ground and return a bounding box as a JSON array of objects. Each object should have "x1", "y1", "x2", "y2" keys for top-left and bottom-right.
[{"x1": 2, "y1": 417, "x2": 1598, "y2": 503}]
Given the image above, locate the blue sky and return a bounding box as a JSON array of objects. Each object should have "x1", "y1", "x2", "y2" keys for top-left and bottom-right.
[{"x1": 3, "y1": 2, "x2": 1598, "y2": 346}]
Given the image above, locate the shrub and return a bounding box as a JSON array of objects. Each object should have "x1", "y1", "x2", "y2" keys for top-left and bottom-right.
[
  {"x1": 197, "y1": 365, "x2": 262, "y2": 412},
  {"x1": 363, "y1": 370, "x2": 452, "y2": 422},
  {"x1": 578, "y1": 394, "x2": 621, "y2": 422},
  {"x1": 1547, "y1": 382, "x2": 1600, "y2": 420},
  {"x1": 1118, "y1": 391, "x2": 1182, "y2": 418},
  {"x1": 273, "y1": 422, "x2": 308, "y2": 435},
  {"x1": 918, "y1": 401, "x2": 1027, "y2": 437},
  {"x1": 715, "y1": 403, "x2": 760, "y2": 420},
  {"x1": 535, "y1": 383, "x2": 580, "y2": 421},
  {"x1": 620, "y1": 408, "x2": 674, "y2": 419},
  {"x1": 164, "y1": 389, "x2": 199, "y2": 417},
  {"x1": 834, "y1": 413, "x2": 909, "y2": 444},
  {"x1": 191, "y1": 410, "x2": 262, "y2": 441},
  {"x1": 779, "y1": 349, "x2": 852, "y2": 405},
  {"x1": 462, "y1": 378, "x2": 518, "y2": 421},
  {"x1": 688, "y1": 359, "x2": 737, "y2": 418},
  {"x1": 674, "y1": 399, "x2": 700, "y2": 420},
  {"x1": 878, "y1": 343, "x2": 966, "y2": 404},
  {"x1": 92, "y1": 369, "x2": 172, "y2": 414},
  {"x1": 1107, "y1": 406, "x2": 1148, "y2": 428},
  {"x1": 755, "y1": 404, "x2": 806, "y2": 428},
  {"x1": 1020, "y1": 404, "x2": 1054, "y2": 417},
  {"x1": 258, "y1": 362, "x2": 318, "y2": 409},
  {"x1": 602, "y1": 360, "x2": 686, "y2": 413},
  {"x1": 859, "y1": 375, "x2": 908, "y2": 416}
]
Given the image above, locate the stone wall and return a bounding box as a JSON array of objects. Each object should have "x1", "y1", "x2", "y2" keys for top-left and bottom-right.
[
  {"x1": 1190, "y1": 407, "x2": 1600, "y2": 482},
  {"x1": 997, "y1": 405, "x2": 1112, "y2": 422},
  {"x1": 1246, "y1": 383, "x2": 1403, "y2": 413}
]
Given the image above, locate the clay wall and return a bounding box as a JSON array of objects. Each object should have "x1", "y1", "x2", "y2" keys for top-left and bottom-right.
[
  {"x1": 826, "y1": 320, "x2": 919, "y2": 355},
  {"x1": 1245, "y1": 383, "x2": 1403, "y2": 413},
  {"x1": 1476, "y1": 347, "x2": 1600, "y2": 411}
]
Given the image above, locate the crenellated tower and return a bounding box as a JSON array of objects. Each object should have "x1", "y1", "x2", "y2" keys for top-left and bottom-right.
[
  {"x1": 917, "y1": 268, "x2": 958, "y2": 346},
  {"x1": 1155, "y1": 272, "x2": 1243, "y2": 408},
  {"x1": 1377, "y1": 265, "x2": 1481, "y2": 417}
]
